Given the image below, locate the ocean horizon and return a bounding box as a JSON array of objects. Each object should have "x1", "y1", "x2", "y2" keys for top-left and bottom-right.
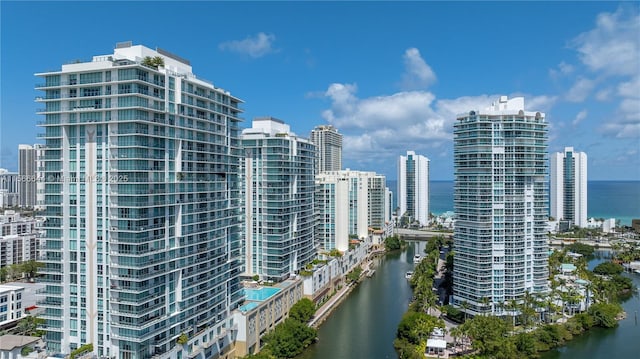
[{"x1": 388, "y1": 180, "x2": 640, "y2": 226}]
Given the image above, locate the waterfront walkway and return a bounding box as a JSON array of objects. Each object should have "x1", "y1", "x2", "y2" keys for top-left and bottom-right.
[
  {"x1": 309, "y1": 251, "x2": 381, "y2": 328},
  {"x1": 308, "y1": 281, "x2": 354, "y2": 328}
]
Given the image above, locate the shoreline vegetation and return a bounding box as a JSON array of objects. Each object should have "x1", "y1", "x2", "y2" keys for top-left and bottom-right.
[
  {"x1": 394, "y1": 239, "x2": 636, "y2": 359},
  {"x1": 244, "y1": 298, "x2": 317, "y2": 359}
]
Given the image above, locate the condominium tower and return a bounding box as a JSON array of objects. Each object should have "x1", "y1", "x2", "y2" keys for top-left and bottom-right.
[
  {"x1": 241, "y1": 117, "x2": 316, "y2": 281},
  {"x1": 18, "y1": 144, "x2": 37, "y2": 208},
  {"x1": 397, "y1": 151, "x2": 430, "y2": 226},
  {"x1": 36, "y1": 43, "x2": 244, "y2": 358},
  {"x1": 310, "y1": 125, "x2": 342, "y2": 173},
  {"x1": 315, "y1": 170, "x2": 388, "y2": 252},
  {"x1": 550, "y1": 147, "x2": 587, "y2": 228},
  {"x1": 452, "y1": 96, "x2": 549, "y2": 316}
]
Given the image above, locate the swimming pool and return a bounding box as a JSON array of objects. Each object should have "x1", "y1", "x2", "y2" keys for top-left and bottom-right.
[
  {"x1": 244, "y1": 287, "x2": 281, "y2": 301},
  {"x1": 239, "y1": 302, "x2": 259, "y2": 313}
]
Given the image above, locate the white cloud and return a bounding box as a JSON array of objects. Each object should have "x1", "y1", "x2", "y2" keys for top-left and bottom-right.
[
  {"x1": 549, "y1": 61, "x2": 575, "y2": 79},
  {"x1": 617, "y1": 76, "x2": 640, "y2": 98},
  {"x1": 600, "y1": 122, "x2": 640, "y2": 138},
  {"x1": 595, "y1": 88, "x2": 612, "y2": 101},
  {"x1": 565, "y1": 77, "x2": 595, "y2": 102},
  {"x1": 400, "y1": 48, "x2": 437, "y2": 90},
  {"x1": 321, "y1": 83, "x2": 556, "y2": 172},
  {"x1": 572, "y1": 110, "x2": 588, "y2": 126},
  {"x1": 219, "y1": 32, "x2": 277, "y2": 58},
  {"x1": 526, "y1": 95, "x2": 559, "y2": 113},
  {"x1": 558, "y1": 61, "x2": 575, "y2": 75},
  {"x1": 571, "y1": 7, "x2": 640, "y2": 76}
]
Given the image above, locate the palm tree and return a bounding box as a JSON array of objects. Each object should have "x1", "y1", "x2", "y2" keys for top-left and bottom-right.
[
  {"x1": 449, "y1": 326, "x2": 461, "y2": 352},
  {"x1": 460, "y1": 300, "x2": 470, "y2": 321},
  {"x1": 480, "y1": 296, "x2": 491, "y2": 316},
  {"x1": 507, "y1": 299, "x2": 518, "y2": 326}
]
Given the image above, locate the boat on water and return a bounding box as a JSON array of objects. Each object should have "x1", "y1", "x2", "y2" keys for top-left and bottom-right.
[
  {"x1": 405, "y1": 271, "x2": 413, "y2": 279},
  {"x1": 366, "y1": 269, "x2": 376, "y2": 277},
  {"x1": 634, "y1": 269, "x2": 640, "y2": 275},
  {"x1": 413, "y1": 255, "x2": 422, "y2": 264}
]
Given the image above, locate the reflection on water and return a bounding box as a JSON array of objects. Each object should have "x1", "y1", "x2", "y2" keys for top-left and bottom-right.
[{"x1": 297, "y1": 241, "x2": 425, "y2": 359}]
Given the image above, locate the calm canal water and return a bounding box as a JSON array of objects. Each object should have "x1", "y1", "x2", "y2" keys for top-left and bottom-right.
[
  {"x1": 299, "y1": 247, "x2": 640, "y2": 359},
  {"x1": 297, "y1": 241, "x2": 426, "y2": 359}
]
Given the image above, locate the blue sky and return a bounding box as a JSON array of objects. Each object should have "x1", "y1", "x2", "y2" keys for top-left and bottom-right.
[{"x1": 1, "y1": 1, "x2": 639, "y2": 180}]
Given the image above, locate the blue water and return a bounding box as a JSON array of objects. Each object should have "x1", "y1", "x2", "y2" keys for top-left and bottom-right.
[
  {"x1": 239, "y1": 302, "x2": 259, "y2": 312},
  {"x1": 587, "y1": 181, "x2": 640, "y2": 226},
  {"x1": 244, "y1": 287, "x2": 281, "y2": 301},
  {"x1": 388, "y1": 180, "x2": 640, "y2": 225}
]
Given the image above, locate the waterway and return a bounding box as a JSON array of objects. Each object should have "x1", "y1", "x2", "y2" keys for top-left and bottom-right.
[
  {"x1": 297, "y1": 241, "x2": 426, "y2": 359},
  {"x1": 299, "y1": 246, "x2": 640, "y2": 359}
]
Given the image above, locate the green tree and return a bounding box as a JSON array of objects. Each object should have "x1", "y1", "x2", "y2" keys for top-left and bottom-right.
[
  {"x1": 177, "y1": 333, "x2": 188, "y2": 345},
  {"x1": 20, "y1": 260, "x2": 44, "y2": 279},
  {"x1": 262, "y1": 318, "x2": 316, "y2": 358},
  {"x1": 565, "y1": 242, "x2": 595, "y2": 256},
  {"x1": 141, "y1": 56, "x2": 165, "y2": 69},
  {"x1": 346, "y1": 267, "x2": 363, "y2": 283},
  {"x1": 459, "y1": 315, "x2": 516, "y2": 358},
  {"x1": 289, "y1": 298, "x2": 315, "y2": 323},
  {"x1": 593, "y1": 261, "x2": 624, "y2": 275},
  {"x1": 396, "y1": 311, "x2": 444, "y2": 345},
  {"x1": 514, "y1": 332, "x2": 537, "y2": 357},
  {"x1": 588, "y1": 302, "x2": 622, "y2": 328}
]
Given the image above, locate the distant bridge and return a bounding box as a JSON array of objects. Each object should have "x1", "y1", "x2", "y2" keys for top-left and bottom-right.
[{"x1": 395, "y1": 228, "x2": 453, "y2": 241}]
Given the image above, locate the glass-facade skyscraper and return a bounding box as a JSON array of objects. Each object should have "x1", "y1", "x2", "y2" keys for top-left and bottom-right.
[
  {"x1": 241, "y1": 117, "x2": 316, "y2": 282},
  {"x1": 452, "y1": 96, "x2": 548, "y2": 316},
  {"x1": 310, "y1": 125, "x2": 342, "y2": 174},
  {"x1": 315, "y1": 170, "x2": 387, "y2": 252},
  {"x1": 550, "y1": 147, "x2": 588, "y2": 228},
  {"x1": 397, "y1": 151, "x2": 430, "y2": 226},
  {"x1": 36, "y1": 43, "x2": 244, "y2": 358}
]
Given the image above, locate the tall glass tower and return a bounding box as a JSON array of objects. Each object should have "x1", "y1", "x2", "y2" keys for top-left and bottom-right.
[
  {"x1": 36, "y1": 43, "x2": 244, "y2": 358},
  {"x1": 452, "y1": 96, "x2": 548, "y2": 316},
  {"x1": 310, "y1": 125, "x2": 342, "y2": 174},
  {"x1": 315, "y1": 170, "x2": 387, "y2": 252},
  {"x1": 241, "y1": 117, "x2": 316, "y2": 282},
  {"x1": 397, "y1": 151, "x2": 430, "y2": 226},
  {"x1": 550, "y1": 147, "x2": 588, "y2": 228}
]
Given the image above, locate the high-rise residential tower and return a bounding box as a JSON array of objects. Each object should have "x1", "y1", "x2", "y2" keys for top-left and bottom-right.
[
  {"x1": 397, "y1": 151, "x2": 430, "y2": 226},
  {"x1": 315, "y1": 170, "x2": 387, "y2": 252},
  {"x1": 36, "y1": 43, "x2": 244, "y2": 358},
  {"x1": 241, "y1": 117, "x2": 316, "y2": 282},
  {"x1": 34, "y1": 143, "x2": 47, "y2": 211},
  {"x1": 452, "y1": 96, "x2": 549, "y2": 316},
  {"x1": 310, "y1": 125, "x2": 342, "y2": 173},
  {"x1": 550, "y1": 147, "x2": 587, "y2": 228},
  {"x1": 18, "y1": 144, "x2": 37, "y2": 208}
]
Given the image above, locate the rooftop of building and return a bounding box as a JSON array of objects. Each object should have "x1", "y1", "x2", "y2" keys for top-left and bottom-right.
[
  {"x1": 456, "y1": 96, "x2": 545, "y2": 118},
  {"x1": 238, "y1": 279, "x2": 299, "y2": 313},
  {"x1": 0, "y1": 284, "x2": 24, "y2": 292},
  {"x1": 0, "y1": 335, "x2": 41, "y2": 351}
]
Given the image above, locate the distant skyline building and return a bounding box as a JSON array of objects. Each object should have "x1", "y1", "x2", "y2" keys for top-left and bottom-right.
[
  {"x1": 0, "y1": 210, "x2": 44, "y2": 268},
  {"x1": 34, "y1": 143, "x2": 47, "y2": 210},
  {"x1": 397, "y1": 151, "x2": 430, "y2": 226},
  {"x1": 241, "y1": 117, "x2": 316, "y2": 281},
  {"x1": 36, "y1": 43, "x2": 244, "y2": 358},
  {"x1": 452, "y1": 96, "x2": 549, "y2": 316},
  {"x1": 550, "y1": 147, "x2": 588, "y2": 228},
  {"x1": 18, "y1": 144, "x2": 37, "y2": 208},
  {"x1": 0, "y1": 169, "x2": 19, "y2": 208},
  {"x1": 315, "y1": 170, "x2": 388, "y2": 252},
  {"x1": 310, "y1": 125, "x2": 342, "y2": 173}
]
